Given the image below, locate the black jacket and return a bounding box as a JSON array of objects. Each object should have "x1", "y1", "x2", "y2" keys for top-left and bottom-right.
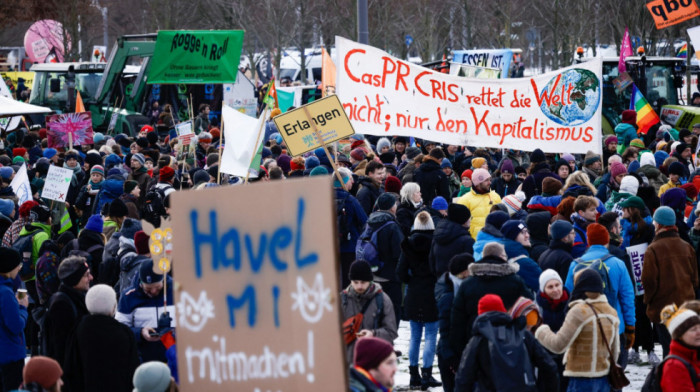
[
  {"x1": 538, "y1": 240, "x2": 574, "y2": 281},
  {"x1": 356, "y1": 177, "x2": 382, "y2": 216},
  {"x1": 413, "y1": 158, "x2": 450, "y2": 207},
  {"x1": 449, "y1": 256, "x2": 533, "y2": 358},
  {"x1": 366, "y1": 211, "x2": 404, "y2": 282},
  {"x1": 491, "y1": 176, "x2": 521, "y2": 198},
  {"x1": 396, "y1": 200, "x2": 420, "y2": 238},
  {"x1": 435, "y1": 272, "x2": 457, "y2": 363},
  {"x1": 77, "y1": 229, "x2": 104, "y2": 281},
  {"x1": 396, "y1": 230, "x2": 438, "y2": 322},
  {"x1": 429, "y1": 219, "x2": 474, "y2": 277},
  {"x1": 45, "y1": 285, "x2": 90, "y2": 368},
  {"x1": 526, "y1": 211, "x2": 552, "y2": 262}
]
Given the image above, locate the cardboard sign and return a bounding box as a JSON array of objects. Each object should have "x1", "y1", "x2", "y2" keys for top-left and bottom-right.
[
  {"x1": 452, "y1": 49, "x2": 513, "y2": 79},
  {"x1": 176, "y1": 121, "x2": 195, "y2": 146},
  {"x1": 41, "y1": 165, "x2": 73, "y2": 202},
  {"x1": 148, "y1": 30, "x2": 245, "y2": 84},
  {"x1": 46, "y1": 112, "x2": 94, "y2": 148},
  {"x1": 336, "y1": 36, "x2": 603, "y2": 155},
  {"x1": 273, "y1": 95, "x2": 355, "y2": 156},
  {"x1": 647, "y1": 0, "x2": 700, "y2": 29},
  {"x1": 627, "y1": 243, "x2": 647, "y2": 295},
  {"x1": 170, "y1": 177, "x2": 346, "y2": 391}
]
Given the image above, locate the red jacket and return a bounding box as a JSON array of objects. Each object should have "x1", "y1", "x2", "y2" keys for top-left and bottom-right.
[{"x1": 661, "y1": 340, "x2": 700, "y2": 392}]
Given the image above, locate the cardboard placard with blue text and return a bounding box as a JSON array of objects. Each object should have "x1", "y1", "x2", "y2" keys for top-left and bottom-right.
[{"x1": 170, "y1": 177, "x2": 346, "y2": 391}]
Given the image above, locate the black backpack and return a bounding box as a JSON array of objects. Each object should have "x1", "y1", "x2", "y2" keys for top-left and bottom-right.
[
  {"x1": 476, "y1": 318, "x2": 537, "y2": 391},
  {"x1": 641, "y1": 354, "x2": 698, "y2": 392},
  {"x1": 143, "y1": 185, "x2": 170, "y2": 227}
]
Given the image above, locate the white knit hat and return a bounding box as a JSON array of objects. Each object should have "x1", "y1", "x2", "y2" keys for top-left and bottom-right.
[
  {"x1": 413, "y1": 211, "x2": 435, "y2": 231},
  {"x1": 619, "y1": 176, "x2": 639, "y2": 195},
  {"x1": 539, "y1": 269, "x2": 562, "y2": 293},
  {"x1": 661, "y1": 304, "x2": 700, "y2": 340}
]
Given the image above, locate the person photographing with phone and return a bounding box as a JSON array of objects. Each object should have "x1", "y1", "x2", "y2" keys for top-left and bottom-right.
[{"x1": 116, "y1": 259, "x2": 174, "y2": 363}]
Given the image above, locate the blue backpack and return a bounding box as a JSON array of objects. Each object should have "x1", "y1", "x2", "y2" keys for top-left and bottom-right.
[
  {"x1": 355, "y1": 221, "x2": 393, "y2": 272},
  {"x1": 572, "y1": 254, "x2": 614, "y2": 298}
]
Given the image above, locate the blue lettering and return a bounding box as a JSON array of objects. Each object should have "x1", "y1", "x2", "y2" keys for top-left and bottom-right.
[
  {"x1": 191, "y1": 210, "x2": 219, "y2": 278},
  {"x1": 272, "y1": 285, "x2": 281, "y2": 328},
  {"x1": 269, "y1": 227, "x2": 292, "y2": 271},
  {"x1": 245, "y1": 233, "x2": 267, "y2": 273},
  {"x1": 227, "y1": 285, "x2": 256, "y2": 328},
  {"x1": 294, "y1": 199, "x2": 318, "y2": 268},
  {"x1": 220, "y1": 227, "x2": 241, "y2": 270}
]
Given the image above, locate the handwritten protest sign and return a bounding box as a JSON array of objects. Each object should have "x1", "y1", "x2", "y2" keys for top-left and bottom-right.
[
  {"x1": 41, "y1": 165, "x2": 73, "y2": 202},
  {"x1": 452, "y1": 49, "x2": 513, "y2": 79},
  {"x1": 46, "y1": 112, "x2": 94, "y2": 148},
  {"x1": 647, "y1": 0, "x2": 700, "y2": 29},
  {"x1": 336, "y1": 36, "x2": 603, "y2": 154},
  {"x1": 627, "y1": 243, "x2": 647, "y2": 295},
  {"x1": 176, "y1": 121, "x2": 195, "y2": 146},
  {"x1": 170, "y1": 177, "x2": 346, "y2": 391},
  {"x1": 273, "y1": 95, "x2": 355, "y2": 156}
]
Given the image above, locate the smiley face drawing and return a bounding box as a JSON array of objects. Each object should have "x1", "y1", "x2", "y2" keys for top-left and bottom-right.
[
  {"x1": 177, "y1": 290, "x2": 215, "y2": 332},
  {"x1": 291, "y1": 272, "x2": 332, "y2": 324}
]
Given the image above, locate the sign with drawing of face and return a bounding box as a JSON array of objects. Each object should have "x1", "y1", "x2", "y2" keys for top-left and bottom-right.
[{"x1": 170, "y1": 176, "x2": 346, "y2": 391}]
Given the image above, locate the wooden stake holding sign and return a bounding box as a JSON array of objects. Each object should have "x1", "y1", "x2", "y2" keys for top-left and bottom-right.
[{"x1": 301, "y1": 106, "x2": 344, "y2": 187}]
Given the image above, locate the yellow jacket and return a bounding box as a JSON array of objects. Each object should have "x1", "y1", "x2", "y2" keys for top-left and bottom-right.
[
  {"x1": 657, "y1": 180, "x2": 680, "y2": 198},
  {"x1": 457, "y1": 189, "x2": 502, "y2": 238}
]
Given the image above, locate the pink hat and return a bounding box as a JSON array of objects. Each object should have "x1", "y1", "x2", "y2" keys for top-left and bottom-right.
[{"x1": 471, "y1": 168, "x2": 491, "y2": 186}]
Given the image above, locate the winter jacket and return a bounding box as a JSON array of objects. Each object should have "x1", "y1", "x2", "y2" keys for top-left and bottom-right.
[
  {"x1": 491, "y1": 176, "x2": 521, "y2": 198},
  {"x1": 472, "y1": 224, "x2": 504, "y2": 261},
  {"x1": 77, "y1": 229, "x2": 105, "y2": 280},
  {"x1": 341, "y1": 282, "x2": 398, "y2": 364},
  {"x1": 659, "y1": 179, "x2": 681, "y2": 198},
  {"x1": 521, "y1": 162, "x2": 560, "y2": 203},
  {"x1": 36, "y1": 251, "x2": 61, "y2": 305},
  {"x1": 118, "y1": 250, "x2": 150, "y2": 298},
  {"x1": 570, "y1": 212, "x2": 592, "y2": 258},
  {"x1": 538, "y1": 240, "x2": 574, "y2": 281},
  {"x1": 2, "y1": 216, "x2": 30, "y2": 247},
  {"x1": 435, "y1": 272, "x2": 458, "y2": 364},
  {"x1": 429, "y1": 219, "x2": 474, "y2": 276},
  {"x1": 127, "y1": 168, "x2": 150, "y2": 205},
  {"x1": 536, "y1": 290, "x2": 570, "y2": 333},
  {"x1": 336, "y1": 188, "x2": 367, "y2": 254},
  {"x1": 102, "y1": 219, "x2": 120, "y2": 243},
  {"x1": 413, "y1": 157, "x2": 451, "y2": 206},
  {"x1": 535, "y1": 295, "x2": 620, "y2": 377},
  {"x1": 74, "y1": 184, "x2": 100, "y2": 227},
  {"x1": 116, "y1": 275, "x2": 175, "y2": 363},
  {"x1": 348, "y1": 366, "x2": 385, "y2": 392},
  {"x1": 356, "y1": 177, "x2": 382, "y2": 216},
  {"x1": 503, "y1": 238, "x2": 542, "y2": 293},
  {"x1": 99, "y1": 232, "x2": 122, "y2": 287},
  {"x1": 364, "y1": 211, "x2": 404, "y2": 282},
  {"x1": 449, "y1": 255, "x2": 533, "y2": 358},
  {"x1": 63, "y1": 314, "x2": 140, "y2": 392},
  {"x1": 457, "y1": 188, "x2": 502, "y2": 238},
  {"x1": 615, "y1": 122, "x2": 638, "y2": 149},
  {"x1": 0, "y1": 276, "x2": 27, "y2": 365},
  {"x1": 119, "y1": 193, "x2": 141, "y2": 220},
  {"x1": 397, "y1": 230, "x2": 438, "y2": 322},
  {"x1": 620, "y1": 215, "x2": 654, "y2": 250},
  {"x1": 526, "y1": 211, "x2": 552, "y2": 262},
  {"x1": 0, "y1": 213, "x2": 12, "y2": 243},
  {"x1": 44, "y1": 285, "x2": 90, "y2": 368},
  {"x1": 18, "y1": 221, "x2": 52, "y2": 280},
  {"x1": 660, "y1": 340, "x2": 700, "y2": 392},
  {"x1": 527, "y1": 195, "x2": 563, "y2": 215},
  {"x1": 642, "y1": 229, "x2": 698, "y2": 323},
  {"x1": 564, "y1": 245, "x2": 636, "y2": 334},
  {"x1": 94, "y1": 175, "x2": 125, "y2": 215},
  {"x1": 396, "y1": 200, "x2": 420, "y2": 238},
  {"x1": 455, "y1": 311, "x2": 558, "y2": 392},
  {"x1": 638, "y1": 164, "x2": 668, "y2": 194}
]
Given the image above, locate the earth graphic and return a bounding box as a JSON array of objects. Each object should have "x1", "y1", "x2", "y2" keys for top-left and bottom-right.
[{"x1": 538, "y1": 68, "x2": 600, "y2": 126}]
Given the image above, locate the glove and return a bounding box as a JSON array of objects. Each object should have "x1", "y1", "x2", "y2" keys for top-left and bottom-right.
[{"x1": 624, "y1": 325, "x2": 635, "y2": 350}]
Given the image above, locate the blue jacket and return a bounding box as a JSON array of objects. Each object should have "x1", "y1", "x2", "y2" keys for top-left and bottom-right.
[
  {"x1": 0, "y1": 276, "x2": 27, "y2": 365},
  {"x1": 503, "y1": 238, "x2": 542, "y2": 293},
  {"x1": 570, "y1": 213, "x2": 590, "y2": 259},
  {"x1": 472, "y1": 225, "x2": 504, "y2": 261},
  {"x1": 564, "y1": 245, "x2": 636, "y2": 334},
  {"x1": 615, "y1": 123, "x2": 638, "y2": 148},
  {"x1": 335, "y1": 188, "x2": 367, "y2": 253}
]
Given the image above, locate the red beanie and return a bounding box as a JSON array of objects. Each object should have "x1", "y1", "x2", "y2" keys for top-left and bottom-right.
[
  {"x1": 19, "y1": 200, "x2": 39, "y2": 218},
  {"x1": 587, "y1": 223, "x2": 610, "y2": 246},
  {"x1": 140, "y1": 125, "x2": 154, "y2": 134},
  {"x1": 39, "y1": 128, "x2": 47, "y2": 140},
  {"x1": 210, "y1": 127, "x2": 221, "y2": 140},
  {"x1": 12, "y1": 148, "x2": 26, "y2": 157},
  {"x1": 353, "y1": 337, "x2": 394, "y2": 370},
  {"x1": 384, "y1": 175, "x2": 402, "y2": 194},
  {"x1": 681, "y1": 183, "x2": 699, "y2": 201},
  {"x1": 134, "y1": 230, "x2": 150, "y2": 255},
  {"x1": 621, "y1": 110, "x2": 637, "y2": 126},
  {"x1": 23, "y1": 356, "x2": 62, "y2": 389},
  {"x1": 159, "y1": 166, "x2": 175, "y2": 182},
  {"x1": 351, "y1": 140, "x2": 365, "y2": 150},
  {"x1": 478, "y1": 294, "x2": 506, "y2": 315},
  {"x1": 461, "y1": 169, "x2": 473, "y2": 179}
]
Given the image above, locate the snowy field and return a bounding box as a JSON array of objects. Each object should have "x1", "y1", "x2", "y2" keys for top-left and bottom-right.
[{"x1": 392, "y1": 320, "x2": 656, "y2": 391}]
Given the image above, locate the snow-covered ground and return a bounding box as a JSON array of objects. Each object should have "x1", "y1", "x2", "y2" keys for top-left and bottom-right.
[{"x1": 393, "y1": 320, "x2": 657, "y2": 391}]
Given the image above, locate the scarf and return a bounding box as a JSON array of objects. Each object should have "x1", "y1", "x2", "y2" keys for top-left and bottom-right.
[
  {"x1": 64, "y1": 162, "x2": 82, "y2": 187},
  {"x1": 353, "y1": 366, "x2": 392, "y2": 392},
  {"x1": 450, "y1": 273, "x2": 466, "y2": 293},
  {"x1": 458, "y1": 185, "x2": 471, "y2": 197},
  {"x1": 88, "y1": 179, "x2": 104, "y2": 193},
  {"x1": 133, "y1": 166, "x2": 148, "y2": 175},
  {"x1": 411, "y1": 200, "x2": 423, "y2": 209},
  {"x1": 539, "y1": 290, "x2": 569, "y2": 310}
]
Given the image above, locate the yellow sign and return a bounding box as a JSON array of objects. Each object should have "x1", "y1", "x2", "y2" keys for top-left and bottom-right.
[
  {"x1": 273, "y1": 95, "x2": 355, "y2": 156},
  {"x1": 1, "y1": 72, "x2": 35, "y2": 91}
]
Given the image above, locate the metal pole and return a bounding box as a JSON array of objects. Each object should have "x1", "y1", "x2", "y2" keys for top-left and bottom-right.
[
  {"x1": 357, "y1": 0, "x2": 369, "y2": 44},
  {"x1": 688, "y1": 33, "x2": 692, "y2": 104},
  {"x1": 103, "y1": 7, "x2": 109, "y2": 56}
]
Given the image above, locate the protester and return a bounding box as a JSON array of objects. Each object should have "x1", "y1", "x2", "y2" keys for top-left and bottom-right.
[
  {"x1": 658, "y1": 304, "x2": 700, "y2": 391},
  {"x1": 500, "y1": 220, "x2": 542, "y2": 292},
  {"x1": 357, "y1": 161, "x2": 386, "y2": 216},
  {"x1": 18, "y1": 356, "x2": 63, "y2": 392},
  {"x1": 335, "y1": 168, "x2": 368, "y2": 288},
  {"x1": 429, "y1": 204, "x2": 473, "y2": 277},
  {"x1": 538, "y1": 220, "x2": 575, "y2": 280},
  {"x1": 457, "y1": 168, "x2": 502, "y2": 238},
  {"x1": 348, "y1": 337, "x2": 398, "y2": 392},
  {"x1": 0, "y1": 248, "x2": 27, "y2": 391},
  {"x1": 132, "y1": 361, "x2": 177, "y2": 392}
]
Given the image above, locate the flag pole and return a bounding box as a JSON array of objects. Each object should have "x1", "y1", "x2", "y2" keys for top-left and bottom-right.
[
  {"x1": 217, "y1": 112, "x2": 224, "y2": 185},
  {"x1": 245, "y1": 108, "x2": 269, "y2": 184},
  {"x1": 302, "y1": 106, "x2": 345, "y2": 187}
]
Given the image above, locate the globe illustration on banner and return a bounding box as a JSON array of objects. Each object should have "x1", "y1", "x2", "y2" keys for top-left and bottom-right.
[{"x1": 537, "y1": 68, "x2": 600, "y2": 126}]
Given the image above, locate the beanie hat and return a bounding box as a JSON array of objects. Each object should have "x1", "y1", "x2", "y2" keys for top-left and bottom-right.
[
  {"x1": 654, "y1": 150, "x2": 669, "y2": 167},
  {"x1": 509, "y1": 296, "x2": 539, "y2": 322},
  {"x1": 661, "y1": 304, "x2": 700, "y2": 340},
  {"x1": 85, "y1": 152, "x2": 103, "y2": 168},
  {"x1": 413, "y1": 211, "x2": 435, "y2": 231},
  {"x1": 405, "y1": 147, "x2": 421, "y2": 160},
  {"x1": 19, "y1": 200, "x2": 38, "y2": 218},
  {"x1": 629, "y1": 159, "x2": 640, "y2": 174},
  {"x1": 485, "y1": 211, "x2": 509, "y2": 230},
  {"x1": 30, "y1": 204, "x2": 51, "y2": 223},
  {"x1": 108, "y1": 198, "x2": 128, "y2": 218},
  {"x1": 447, "y1": 204, "x2": 471, "y2": 225},
  {"x1": 584, "y1": 151, "x2": 601, "y2": 166},
  {"x1": 304, "y1": 156, "x2": 319, "y2": 170},
  {"x1": 682, "y1": 183, "x2": 699, "y2": 201},
  {"x1": 500, "y1": 159, "x2": 514, "y2": 174},
  {"x1": 353, "y1": 337, "x2": 394, "y2": 370},
  {"x1": 58, "y1": 257, "x2": 89, "y2": 287},
  {"x1": 350, "y1": 148, "x2": 366, "y2": 162},
  {"x1": 653, "y1": 206, "x2": 677, "y2": 226},
  {"x1": 136, "y1": 137, "x2": 149, "y2": 150},
  {"x1": 290, "y1": 156, "x2": 305, "y2": 171},
  {"x1": 449, "y1": 253, "x2": 474, "y2": 275},
  {"x1": 193, "y1": 170, "x2": 210, "y2": 187},
  {"x1": 679, "y1": 128, "x2": 693, "y2": 140},
  {"x1": 84, "y1": 214, "x2": 103, "y2": 233},
  {"x1": 376, "y1": 137, "x2": 391, "y2": 153},
  {"x1": 542, "y1": 177, "x2": 563, "y2": 195},
  {"x1": 530, "y1": 148, "x2": 545, "y2": 163},
  {"x1": 120, "y1": 218, "x2": 142, "y2": 240},
  {"x1": 12, "y1": 156, "x2": 24, "y2": 165},
  {"x1": 0, "y1": 247, "x2": 21, "y2": 274},
  {"x1": 131, "y1": 153, "x2": 145, "y2": 166},
  {"x1": 93, "y1": 132, "x2": 106, "y2": 143},
  {"x1": 550, "y1": 220, "x2": 573, "y2": 241},
  {"x1": 210, "y1": 128, "x2": 220, "y2": 140},
  {"x1": 309, "y1": 166, "x2": 328, "y2": 176},
  {"x1": 671, "y1": 141, "x2": 681, "y2": 153},
  {"x1": 604, "y1": 135, "x2": 618, "y2": 147},
  {"x1": 86, "y1": 284, "x2": 117, "y2": 316},
  {"x1": 561, "y1": 152, "x2": 575, "y2": 163},
  {"x1": 441, "y1": 158, "x2": 452, "y2": 169},
  {"x1": 139, "y1": 259, "x2": 163, "y2": 284},
  {"x1": 133, "y1": 361, "x2": 172, "y2": 392},
  {"x1": 586, "y1": 223, "x2": 610, "y2": 246},
  {"x1": 501, "y1": 220, "x2": 527, "y2": 241},
  {"x1": 90, "y1": 165, "x2": 105, "y2": 177},
  {"x1": 573, "y1": 268, "x2": 604, "y2": 294},
  {"x1": 198, "y1": 132, "x2": 213, "y2": 143},
  {"x1": 478, "y1": 294, "x2": 506, "y2": 315},
  {"x1": 669, "y1": 161, "x2": 686, "y2": 176},
  {"x1": 0, "y1": 199, "x2": 13, "y2": 218},
  {"x1": 23, "y1": 356, "x2": 63, "y2": 390},
  {"x1": 123, "y1": 180, "x2": 139, "y2": 195},
  {"x1": 349, "y1": 260, "x2": 373, "y2": 282},
  {"x1": 471, "y1": 157, "x2": 486, "y2": 169},
  {"x1": 621, "y1": 109, "x2": 637, "y2": 125},
  {"x1": 134, "y1": 231, "x2": 150, "y2": 255},
  {"x1": 384, "y1": 176, "x2": 402, "y2": 194},
  {"x1": 502, "y1": 194, "x2": 522, "y2": 216},
  {"x1": 661, "y1": 188, "x2": 687, "y2": 211},
  {"x1": 539, "y1": 269, "x2": 563, "y2": 293},
  {"x1": 619, "y1": 175, "x2": 639, "y2": 195},
  {"x1": 640, "y1": 152, "x2": 655, "y2": 167},
  {"x1": 471, "y1": 168, "x2": 491, "y2": 186},
  {"x1": 619, "y1": 195, "x2": 646, "y2": 210},
  {"x1": 12, "y1": 147, "x2": 26, "y2": 158},
  {"x1": 375, "y1": 193, "x2": 397, "y2": 211},
  {"x1": 43, "y1": 148, "x2": 58, "y2": 159},
  {"x1": 276, "y1": 154, "x2": 292, "y2": 173},
  {"x1": 676, "y1": 141, "x2": 691, "y2": 155},
  {"x1": 159, "y1": 166, "x2": 175, "y2": 182},
  {"x1": 350, "y1": 140, "x2": 365, "y2": 150},
  {"x1": 630, "y1": 139, "x2": 645, "y2": 149},
  {"x1": 431, "y1": 196, "x2": 448, "y2": 210},
  {"x1": 609, "y1": 161, "x2": 627, "y2": 179},
  {"x1": 0, "y1": 167, "x2": 13, "y2": 181},
  {"x1": 461, "y1": 169, "x2": 473, "y2": 179}
]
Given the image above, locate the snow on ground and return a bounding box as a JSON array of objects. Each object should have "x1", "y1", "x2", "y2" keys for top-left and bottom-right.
[{"x1": 393, "y1": 320, "x2": 656, "y2": 391}]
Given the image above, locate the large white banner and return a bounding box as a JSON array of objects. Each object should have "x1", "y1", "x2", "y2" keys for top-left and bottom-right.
[{"x1": 335, "y1": 36, "x2": 603, "y2": 155}]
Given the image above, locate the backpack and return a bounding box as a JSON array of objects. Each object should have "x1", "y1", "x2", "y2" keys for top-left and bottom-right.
[
  {"x1": 143, "y1": 185, "x2": 170, "y2": 227},
  {"x1": 355, "y1": 221, "x2": 394, "y2": 272},
  {"x1": 12, "y1": 228, "x2": 42, "y2": 282},
  {"x1": 572, "y1": 254, "x2": 614, "y2": 298},
  {"x1": 341, "y1": 290, "x2": 384, "y2": 345},
  {"x1": 476, "y1": 319, "x2": 537, "y2": 391},
  {"x1": 39, "y1": 291, "x2": 78, "y2": 356},
  {"x1": 641, "y1": 354, "x2": 698, "y2": 392}
]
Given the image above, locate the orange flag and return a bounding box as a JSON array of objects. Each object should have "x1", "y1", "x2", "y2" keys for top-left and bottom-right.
[
  {"x1": 75, "y1": 91, "x2": 85, "y2": 113},
  {"x1": 321, "y1": 48, "x2": 336, "y2": 96}
]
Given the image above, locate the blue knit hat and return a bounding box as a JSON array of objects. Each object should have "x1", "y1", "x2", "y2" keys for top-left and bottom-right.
[
  {"x1": 84, "y1": 214, "x2": 104, "y2": 233},
  {"x1": 654, "y1": 150, "x2": 669, "y2": 168},
  {"x1": 661, "y1": 187, "x2": 687, "y2": 212},
  {"x1": 43, "y1": 148, "x2": 58, "y2": 159},
  {"x1": 432, "y1": 196, "x2": 448, "y2": 210},
  {"x1": 441, "y1": 158, "x2": 452, "y2": 169},
  {"x1": 131, "y1": 153, "x2": 145, "y2": 166},
  {"x1": 0, "y1": 167, "x2": 13, "y2": 181},
  {"x1": 550, "y1": 220, "x2": 573, "y2": 241},
  {"x1": 653, "y1": 206, "x2": 676, "y2": 226},
  {"x1": 501, "y1": 220, "x2": 527, "y2": 241},
  {"x1": 306, "y1": 156, "x2": 320, "y2": 170},
  {"x1": 0, "y1": 199, "x2": 13, "y2": 217},
  {"x1": 485, "y1": 211, "x2": 509, "y2": 230},
  {"x1": 139, "y1": 259, "x2": 163, "y2": 284},
  {"x1": 105, "y1": 154, "x2": 121, "y2": 169},
  {"x1": 119, "y1": 218, "x2": 142, "y2": 240}
]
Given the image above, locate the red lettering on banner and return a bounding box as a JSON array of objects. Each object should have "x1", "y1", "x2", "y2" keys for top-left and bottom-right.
[
  {"x1": 343, "y1": 95, "x2": 385, "y2": 124},
  {"x1": 436, "y1": 108, "x2": 468, "y2": 133},
  {"x1": 380, "y1": 56, "x2": 396, "y2": 88},
  {"x1": 464, "y1": 87, "x2": 505, "y2": 107},
  {"x1": 344, "y1": 49, "x2": 365, "y2": 83},
  {"x1": 531, "y1": 75, "x2": 574, "y2": 108},
  {"x1": 395, "y1": 61, "x2": 410, "y2": 91},
  {"x1": 414, "y1": 71, "x2": 431, "y2": 97},
  {"x1": 396, "y1": 113, "x2": 429, "y2": 129}
]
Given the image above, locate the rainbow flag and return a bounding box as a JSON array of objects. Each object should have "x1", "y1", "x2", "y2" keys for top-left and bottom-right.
[
  {"x1": 678, "y1": 43, "x2": 688, "y2": 58},
  {"x1": 630, "y1": 84, "x2": 660, "y2": 135}
]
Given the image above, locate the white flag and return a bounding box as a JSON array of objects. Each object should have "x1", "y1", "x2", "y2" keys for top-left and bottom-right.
[
  {"x1": 220, "y1": 105, "x2": 268, "y2": 177},
  {"x1": 10, "y1": 164, "x2": 32, "y2": 206}
]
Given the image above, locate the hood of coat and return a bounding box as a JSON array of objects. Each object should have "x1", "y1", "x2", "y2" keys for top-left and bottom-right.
[
  {"x1": 468, "y1": 255, "x2": 519, "y2": 277},
  {"x1": 433, "y1": 219, "x2": 470, "y2": 244}
]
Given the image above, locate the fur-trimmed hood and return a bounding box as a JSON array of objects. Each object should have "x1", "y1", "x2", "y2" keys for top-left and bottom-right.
[{"x1": 468, "y1": 255, "x2": 520, "y2": 277}]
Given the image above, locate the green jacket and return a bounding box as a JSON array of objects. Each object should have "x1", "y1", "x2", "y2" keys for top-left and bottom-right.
[
  {"x1": 604, "y1": 190, "x2": 633, "y2": 213},
  {"x1": 18, "y1": 222, "x2": 52, "y2": 280}
]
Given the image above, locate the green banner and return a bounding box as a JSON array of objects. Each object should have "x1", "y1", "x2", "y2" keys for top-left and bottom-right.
[{"x1": 148, "y1": 30, "x2": 244, "y2": 84}]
